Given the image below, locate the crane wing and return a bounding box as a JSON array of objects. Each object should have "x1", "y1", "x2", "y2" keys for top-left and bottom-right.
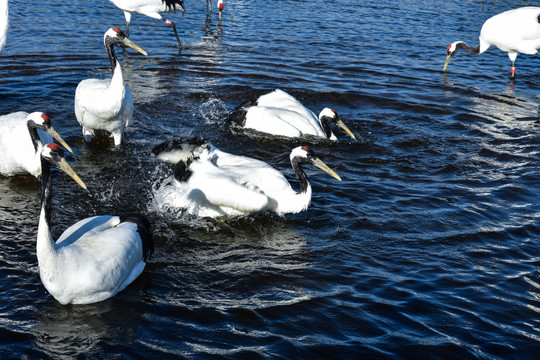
[
  {"x1": 211, "y1": 149, "x2": 293, "y2": 195},
  {"x1": 188, "y1": 158, "x2": 269, "y2": 213},
  {"x1": 245, "y1": 106, "x2": 324, "y2": 137}
]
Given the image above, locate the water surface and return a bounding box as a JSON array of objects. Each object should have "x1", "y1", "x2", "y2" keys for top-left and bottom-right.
[{"x1": 1, "y1": 0, "x2": 539, "y2": 358}]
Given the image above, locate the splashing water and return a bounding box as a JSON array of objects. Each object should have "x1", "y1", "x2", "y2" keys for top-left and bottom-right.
[{"x1": 199, "y1": 98, "x2": 229, "y2": 124}]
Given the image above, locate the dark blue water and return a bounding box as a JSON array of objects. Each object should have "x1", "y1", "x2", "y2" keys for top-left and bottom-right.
[{"x1": 1, "y1": 0, "x2": 539, "y2": 358}]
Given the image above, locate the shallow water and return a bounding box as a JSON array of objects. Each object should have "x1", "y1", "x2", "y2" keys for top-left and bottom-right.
[{"x1": 1, "y1": 0, "x2": 539, "y2": 358}]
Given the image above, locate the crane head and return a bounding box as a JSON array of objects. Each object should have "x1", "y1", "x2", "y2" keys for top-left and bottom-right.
[
  {"x1": 104, "y1": 28, "x2": 147, "y2": 56},
  {"x1": 443, "y1": 41, "x2": 463, "y2": 72},
  {"x1": 319, "y1": 108, "x2": 356, "y2": 140},
  {"x1": 290, "y1": 146, "x2": 342, "y2": 181},
  {"x1": 41, "y1": 143, "x2": 87, "y2": 190},
  {"x1": 26, "y1": 112, "x2": 73, "y2": 153}
]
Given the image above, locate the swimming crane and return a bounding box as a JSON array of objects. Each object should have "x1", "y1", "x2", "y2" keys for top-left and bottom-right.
[
  {"x1": 0, "y1": 112, "x2": 72, "y2": 177},
  {"x1": 151, "y1": 138, "x2": 342, "y2": 218},
  {"x1": 228, "y1": 89, "x2": 356, "y2": 141},
  {"x1": 74, "y1": 28, "x2": 147, "y2": 146},
  {"x1": 0, "y1": 0, "x2": 8, "y2": 52},
  {"x1": 443, "y1": 6, "x2": 540, "y2": 80},
  {"x1": 108, "y1": 0, "x2": 185, "y2": 49},
  {"x1": 37, "y1": 143, "x2": 154, "y2": 305}
]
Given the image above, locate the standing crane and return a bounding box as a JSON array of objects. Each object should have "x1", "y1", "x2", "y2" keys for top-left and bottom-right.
[
  {"x1": 109, "y1": 0, "x2": 185, "y2": 48},
  {"x1": 74, "y1": 28, "x2": 147, "y2": 146},
  {"x1": 443, "y1": 7, "x2": 540, "y2": 80}
]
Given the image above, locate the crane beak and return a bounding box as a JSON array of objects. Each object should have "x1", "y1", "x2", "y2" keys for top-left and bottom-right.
[
  {"x1": 335, "y1": 118, "x2": 356, "y2": 140},
  {"x1": 47, "y1": 127, "x2": 73, "y2": 153},
  {"x1": 58, "y1": 158, "x2": 87, "y2": 190},
  {"x1": 122, "y1": 38, "x2": 148, "y2": 56},
  {"x1": 313, "y1": 158, "x2": 342, "y2": 181},
  {"x1": 443, "y1": 53, "x2": 453, "y2": 72}
]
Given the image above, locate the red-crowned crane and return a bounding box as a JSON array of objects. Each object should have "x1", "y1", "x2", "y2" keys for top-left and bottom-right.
[
  {"x1": 444, "y1": 6, "x2": 540, "y2": 80},
  {"x1": 151, "y1": 138, "x2": 342, "y2": 218},
  {"x1": 36, "y1": 143, "x2": 154, "y2": 305},
  {"x1": 109, "y1": 0, "x2": 185, "y2": 48},
  {"x1": 74, "y1": 28, "x2": 147, "y2": 146}
]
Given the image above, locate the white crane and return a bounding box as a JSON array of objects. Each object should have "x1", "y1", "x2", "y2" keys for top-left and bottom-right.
[
  {"x1": 443, "y1": 6, "x2": 540, "y2": 80},
  {"x1": 36, "y1": 143, "x2": 154, "y2": 305},
  {"x1": 228, "y1": 89, "x2": 356, "y2": 141},
  {"x1": 0, "y1": 112, "x2": 72, "y2": 177},
  {"x1": 0, "y1": 0, "x2": 8, "y2": 52},
  {"x1": 74, "y1": 28, "x2": 147, "y2": 146},
  {"x1": 108, "y1": 0, "x2": 185, "y2": 48},
  {"x1": 151, "y1": 138, "x2": 342, "y2": 218}
]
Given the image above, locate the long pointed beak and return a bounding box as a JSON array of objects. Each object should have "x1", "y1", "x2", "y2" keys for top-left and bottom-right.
[
  {"x1": 336, "y1": 119, "x2": 356, "y2": 140},
  {"x1": 123, "y1": 38, "x2": 148, "y2": 56},
  {"x1": 443, "y1": 53, "x2": 453, "y2": 72},
  {"x1": 58, "y1": 158, "x2": 87, "y2": 190},
  {"x1": 313, "y1": 158, "x2": 342, "y2": 181},
  {"x1": 47, "y1": 127, "x2": 73, "y2": 153}
]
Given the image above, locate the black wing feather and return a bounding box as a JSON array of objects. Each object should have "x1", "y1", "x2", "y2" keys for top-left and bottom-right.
[
  {"x1": 119, "y1": 213, "x2": 154, "y2": 261},
  {"x1": 162, "y1": 0, "x2": 185, "y2": 12}
]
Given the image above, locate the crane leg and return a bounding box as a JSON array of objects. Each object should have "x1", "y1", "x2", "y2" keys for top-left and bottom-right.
[
  {"x1": 510, "y1": 61, "x2": 516, "y2": 80},
  {"x1": 82, "y1": 127, "x2": 94, "y2": 143},
  {"x1": 508, "y1": 53, "x2": 518, "y2": 81},
  {"x1": 165, "y1": 19, "x2": 182, "y2": 49},
  {"x1": 123, "y1": 12, "x2": 133, "y2": 37},
  {"x1": 112, "y1": 132, "x2": 123, "y2": 146}
]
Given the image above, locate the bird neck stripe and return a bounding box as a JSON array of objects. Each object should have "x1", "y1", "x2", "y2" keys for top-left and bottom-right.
[
  {"x1": 457, "y1": 42, "x2": 480, "y2": 55},
  {"x1": 40, "y1": 157, "x2": 53, "y2": 229},
  {"x1": 292, "y1": 158, "x2": 310, "y2": 194},
  {"x1": 27, "y1": 121, "x2": 41, "y2": 152},
  {"x1": 106, "y1": 43, "x2": 118, "y2": 73},
  {"x1": 319, "y1": 116, "x2": 332, "y2": 139}
]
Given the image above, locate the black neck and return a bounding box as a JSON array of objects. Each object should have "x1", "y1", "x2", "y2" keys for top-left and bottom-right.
[
  {"x1": 106, "y1": 42, "x2": 118, "y2": 73},
  {"x1": 457, "y1": 42, "x2": 480, "y2": 55},
  {"x1": 291, "y1": 158, "x2": 309, "y2": 194},
  {"x1": 27, "y1": 121, "x2": 42, "y2": 152},
  {"x1": 40, "y1": 157, "x2": 53, "y2": 229},
  {"x1": 319, "y1": 116, "x2": 333, "y2": 139}
]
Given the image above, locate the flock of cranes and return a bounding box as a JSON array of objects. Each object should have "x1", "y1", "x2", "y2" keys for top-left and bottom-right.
[{"x1": 2, "y1": 2, "x2": 540, "y2": 305}]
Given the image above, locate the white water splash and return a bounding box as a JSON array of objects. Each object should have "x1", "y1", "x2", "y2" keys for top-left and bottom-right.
[{"x1": 199, "y1": 98, "x2": 229, "y2": 124}]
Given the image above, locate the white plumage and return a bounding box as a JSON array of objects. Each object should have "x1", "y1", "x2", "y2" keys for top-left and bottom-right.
[
  {"x1": 444, "y1": 6, "x2": 540, "y2": 79},
  {"x1": 228, "y1": 89, "x2": 356, "y2": 141},
  {"x1": 0, "y1": 112, "x2": 72, "y2": 177},
  {"x1": 109, "y1": 0, "x2": 185, "y2": 48},
  {"x1": 151, "y1": 138, "x2": 342, "y2": 218},
  {"x1": 0, "y1": 0, "x2": 8, "y2": 52},
  {"x1": 74, "y1": 28, "x2": 147, "y2": 146},
  {"x1": 37, "y1": 143, "x2": 154, "y2": 305}
]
